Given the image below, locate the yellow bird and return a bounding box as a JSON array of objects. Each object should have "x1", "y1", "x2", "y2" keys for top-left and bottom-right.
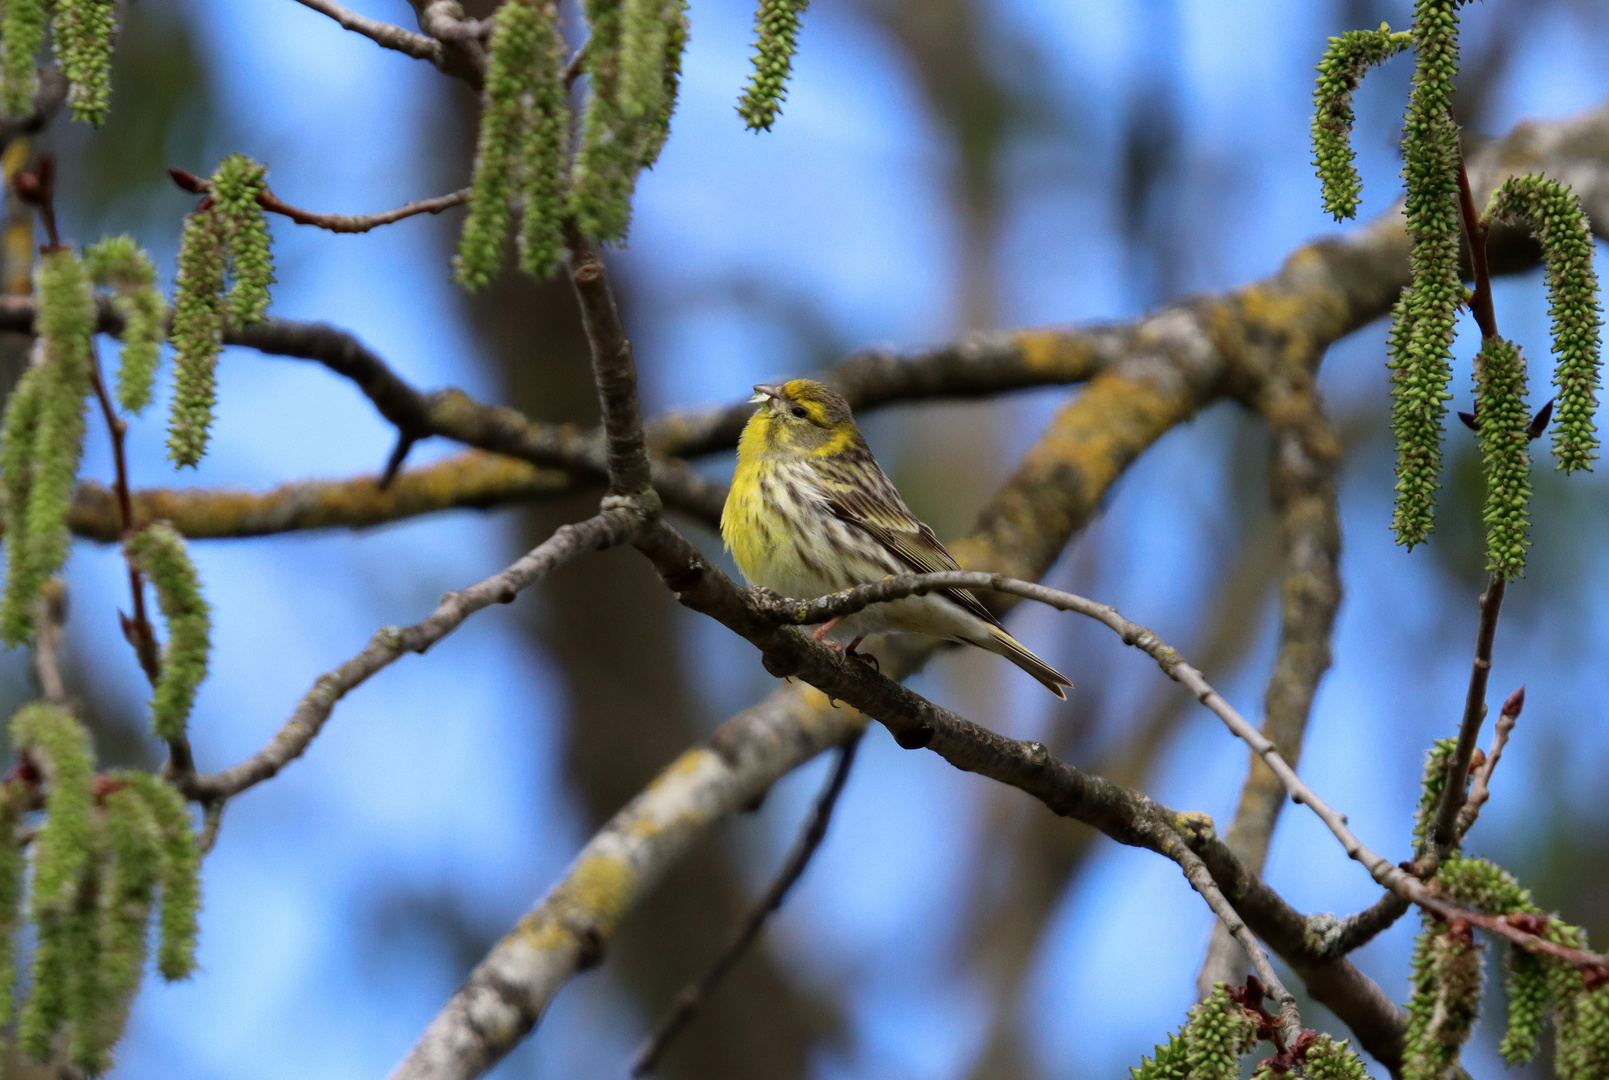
[{"x1": 722, "y1": 379, "x2": 1073, "y2": 698}]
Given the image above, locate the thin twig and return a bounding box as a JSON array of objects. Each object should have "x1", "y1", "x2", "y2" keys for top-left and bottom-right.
[
  {"x1": 1160, "y1": 822, "x2": 1304, "y2": 1047},
  {"x1": 1455, "y1": 684, "x2": 1522, "y2": 837},
  {"x1": 183, "y1": 509, "x2": 643, "y2": 802},
  {"x1": 632, "y1": 731, "x2": 863, "y2": 1076},
  {"x1": 292, "y1": 0, "x2": 444, "y2": 62},
  {"x1": 753, "y1": 570, "x2": 1609, "y2": 973},
  {"x1": 87, "y1": 358, "x2": 161, "y2": 680},
  {"x1": 167, "y1": 168, "x2": 469, "y2": 235}
]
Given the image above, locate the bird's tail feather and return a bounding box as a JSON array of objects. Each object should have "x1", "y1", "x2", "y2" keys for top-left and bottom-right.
[{"x1": 976, "y1": 626, "x2": 1073, "y2": 699}]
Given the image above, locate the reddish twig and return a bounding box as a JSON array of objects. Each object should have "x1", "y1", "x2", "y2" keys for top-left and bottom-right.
[
  {"x1": 167, "y1": 167, "x2": 469, "y2": 235},
  {"x1": 13, "y1": 153, "x2": 60, "y2": 252},
  {"x1": 1454, "y1": 684, "x2": 1522, "y2": 837},
  {"x1": 88, "y1": 351, "x2": 197, "y2": 779},
  {"x1": 1455, "y1": 147, "x2": 1497, "y2": 341}
]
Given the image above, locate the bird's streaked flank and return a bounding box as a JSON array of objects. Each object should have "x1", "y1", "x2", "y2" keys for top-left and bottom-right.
[{"x1": 722, "y1": 378, "x2": 1074, "y2": 698}]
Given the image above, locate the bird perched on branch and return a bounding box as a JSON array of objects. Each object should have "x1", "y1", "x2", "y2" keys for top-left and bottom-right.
[{"x1": 722, "y1": 379, "x2": 1074, "y2": 698}]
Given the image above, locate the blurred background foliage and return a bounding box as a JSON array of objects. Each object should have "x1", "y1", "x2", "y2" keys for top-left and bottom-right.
[{"x1": 0, "y1": 0, "x2": 1606, "y2": 1077}]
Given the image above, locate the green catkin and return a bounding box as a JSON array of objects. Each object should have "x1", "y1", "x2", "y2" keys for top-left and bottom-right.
[
  {"x1": 570, "y1": 0, "x2": 636, "y2": 242},
  {"x1": 1500, "y1": 950, "x2": 1548, "y2": 1065},
  {"x1": 1437, "y1": 856, "x2": 1536, "y2": 915},
  {"x1": 1473, "y1": 337, "x2": 1532, "y2": 579},
  {"x1": 10, "y1": 703, "x2": 96, "y2": 914},
  {"x1": 1128, "y1": 984, "x2": 1258, "y2": 1080},
  {"x1": 71, "y1": 783, "x2": 161, "y2": 1073},
  {"x1": 0, "y1": 363, "x2": 45, "y2": 643},
  {"x1": 1402, "y1": 919, "x2": 1483, "y2": 1080},
  {"x1": 636, "y1": 0, "x2": 688, "y2": 169},
  {"x1": 0, "y1": 0, "x2": 48, "y2": 117},
  {"x1": 10, "y1": 702, "x2": 99, "y2": 1060},
  {"x1": 167, "y1": 204, "x2": 228, "y2": 468},
  {"x1": 619, "y1": 0, "x2": 670, "y2": 127},
  {"x1": 1484, "y1": 174, "x2": 1604, "y2": 472},
  {"x1": 736, "y1": 0, "x2": 808, "y2": 132},
  {"x1": 121, "y1": 771, "x2": 200, "y2": 980},
  {"x1": 86, "y1": 235, "x2": 168, "y2": 415},
  {"x1": 210, "y1": 154, "x2": 274, "y2": 325},
  {"x1": 1300, "y1": 1034, "x2": 1373, "y2": 1080},
  {"x1": 0, "y1": 781, "x2": 28, "y2": 1033},
  {"x1": 124, "y1": 523, "x2": 211, "y2": 742},
  {"x1": 514, "y1": 0, "x2": 572, "y2": 280},
  {"x1": 455, "y1": 0, "x2": 544, "y2": 289},
  {"x1": 1411, "y1": 736, "x2": 1458, "y2": 853},
  {"x1": 1, "y1": 251, "x2": 96, "y2": 647},
  {"x1": 1310, "y1": 25, "x2": 1412, "y2": 220},
  {"x1": 54, "y1": 0, "x2": 118, "y2": 126},
  {"x1": 1391, "y1": 0, "x2": 1464, "y2": 550}
]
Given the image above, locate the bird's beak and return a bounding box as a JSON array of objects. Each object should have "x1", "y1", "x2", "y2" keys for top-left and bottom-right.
[{"x1": 750, "y1": 384, "x2": 784, "y2": 404}]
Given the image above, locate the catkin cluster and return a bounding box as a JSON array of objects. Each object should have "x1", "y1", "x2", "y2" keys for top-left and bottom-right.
[
  {"x1": 5, "y1": 703, "x2": 201, "y2": 1074},
  {"x1": 1129, "y1": 984, "x2": 1260, "y2": 1080},
  {"x1": 568, "y1": 0, "x2": 687, "y2": 244},
  {"x1": 455, "y1": 0, "x2": 571, "y2": 287},
  {"x1": 1484, "y1": 174, "x2": 1604, "y2": 472},
  {"x1": 0, "y1": 249, "x2": 95, "y2": 646},
  {"x1": 168, "y1": 154, "x2": 276, "y2": 468},
  {"x1": 1, "y1": 0, "x2": 121, "y2": 124},
  {"x1": 1311, "y1": 6, "x2": 1603, "y2": 564},
  {"x1": 1397, "y1": 749, "x2": 1609, "y2": 1079}
]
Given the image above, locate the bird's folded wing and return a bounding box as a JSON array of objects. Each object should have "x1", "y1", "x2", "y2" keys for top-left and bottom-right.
[{"x1": 820, "y1": 480, "x2": 1003, "y2": 630}]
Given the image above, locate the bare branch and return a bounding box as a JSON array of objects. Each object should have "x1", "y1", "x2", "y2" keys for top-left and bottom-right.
[
  {"x1": 291, "y1": 0, "x2": 444, "y2": 63},
  {"x1": 564, "y1": 227, "x2": 656, "y2": 500},
  {"x1": 183, "y1": 509, "x2": 642, "y2": 802},
  {"x1": 168, "y1": 167, "x2": 469, "y2": 234},
  {"x1": 753, "y1": 568, "x2": 1609, "y2": 973},
  {"x1": 1159, "y1": 822, "x2": 1304, "y2": 1047},
  {"x1": 633, "y1": 732, "x2": 863, "y2": 1076}
]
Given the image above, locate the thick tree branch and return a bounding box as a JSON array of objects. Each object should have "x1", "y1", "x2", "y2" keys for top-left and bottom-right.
[
  {"x1": 55, "y1": 452, "x2": 570, "y2": 542},
  {"x1": 182, "y1": 509, "x2": 643, "y2": 802}
]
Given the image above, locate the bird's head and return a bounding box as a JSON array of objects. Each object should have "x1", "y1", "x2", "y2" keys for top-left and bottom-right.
[{"x1": 743, "y1": 379, "x2": 864, "y2": 459}]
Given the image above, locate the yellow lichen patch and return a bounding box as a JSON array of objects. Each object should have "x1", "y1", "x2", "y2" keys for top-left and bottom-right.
[
  {"x1": 60, "y1": 451, "x2": 569, "y2": 542},
  {"x1": 954, "y1": 372, "x2": 1192, "y2": 582},
  {"x1": 552, "y1": 850, "x2": 636, "y2": 935},
  {"x1": 511, "y1": 909, "x2": 573, "y2": 955},
  {"x1": 1015, "y1": 328, "x2": 1098, "y2": 377}
]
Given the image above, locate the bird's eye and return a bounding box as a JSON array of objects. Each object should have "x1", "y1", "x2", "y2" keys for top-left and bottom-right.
[{"x1": 791, "y1": 406, "x2": 808, "y2": 419}]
